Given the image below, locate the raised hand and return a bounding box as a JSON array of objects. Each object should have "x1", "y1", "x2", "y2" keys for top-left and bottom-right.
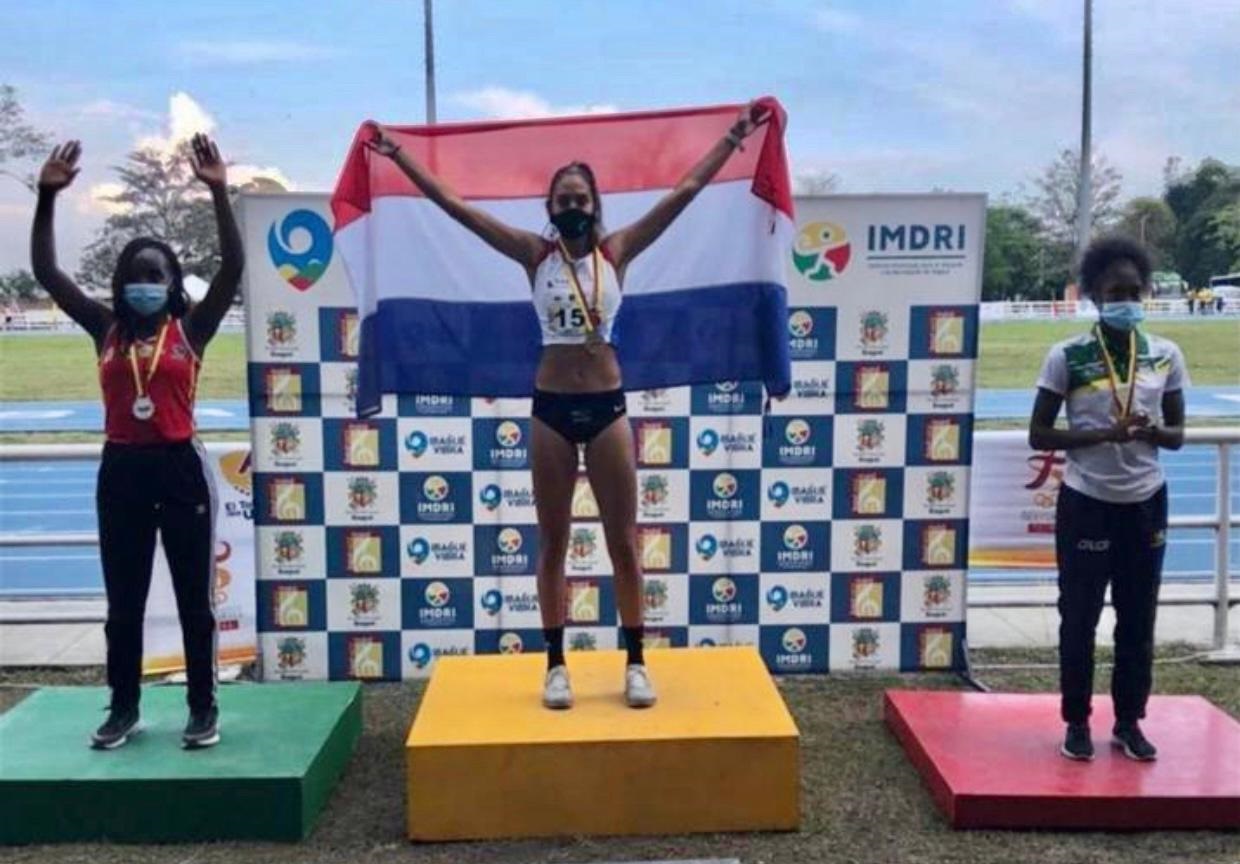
[
  {"x1": 189, "y1": 133, "x2": 227, "y2": 189},
  {"x1": 366, "y1": 124, "x2": 401, "y2": 159},
  {"x1": 730, "y1": 100, "x2": 772, "y2": 142},
  {"x1": 38, "y1": 141, "x2": 82, "y2": 193}
]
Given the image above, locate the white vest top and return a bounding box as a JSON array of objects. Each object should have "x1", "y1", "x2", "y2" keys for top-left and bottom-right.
[{"x1": 531, "y1": 243, "x2": 622, "y2": 346}]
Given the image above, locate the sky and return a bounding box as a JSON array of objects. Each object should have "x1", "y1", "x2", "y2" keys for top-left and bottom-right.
[{"x1": 1, "y1": 0, "x2": 1237, "y2": 272}]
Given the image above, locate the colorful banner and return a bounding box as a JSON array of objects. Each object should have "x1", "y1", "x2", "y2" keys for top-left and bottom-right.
[
  {"x1": 142, "y1": 443, "x2": 256, "y2": 674},
  {"x1": 242, "y1": 191, "x2": 984, "y2": 679},
  {"x1": 967, "y1": 430, "x2": 1060, "y2": 569}
]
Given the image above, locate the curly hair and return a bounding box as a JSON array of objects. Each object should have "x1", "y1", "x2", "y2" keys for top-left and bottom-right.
[{"x1": 1079, "y1": 235, "x2": 1152, "y2": 301}]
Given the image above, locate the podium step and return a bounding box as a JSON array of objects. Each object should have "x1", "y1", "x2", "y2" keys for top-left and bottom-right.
[
  {"x1": 406, "y1": 647, "x2": 800, "y2": 840},
  {"x1": 885, "y1": 689, "x2": 1240, "y2": 829},
  {"x1": 0, "y1": 682, "x2": 361, "y2": 843}
]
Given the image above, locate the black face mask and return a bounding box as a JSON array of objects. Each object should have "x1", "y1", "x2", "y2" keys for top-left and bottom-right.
[{"x1": 551, "y1": 208, "x2": 595, "y2": 240}]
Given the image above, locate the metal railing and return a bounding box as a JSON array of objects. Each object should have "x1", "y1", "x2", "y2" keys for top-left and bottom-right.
[{"x1": 2, "y1": 432, "x2": 1237, "y2": 647}]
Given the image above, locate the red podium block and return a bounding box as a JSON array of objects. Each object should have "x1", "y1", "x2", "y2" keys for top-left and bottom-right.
[{"x1": 884, "y1": 690, "x2": 1240, "y2": 830}]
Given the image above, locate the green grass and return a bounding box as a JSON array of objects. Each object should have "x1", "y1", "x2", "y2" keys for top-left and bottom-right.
[
  {"x1": 0, "y1": 644, "x2": 1236, "y2": 864},
  {"x1": 0, "y1": 332, "x2": 247, "y2": 401},
  {"x1": 2, "y1": 320, "x2": 1236, "y2": 403},
  {"x1": 978, "y1": 319, "x2": 1240, "y2": 388}
]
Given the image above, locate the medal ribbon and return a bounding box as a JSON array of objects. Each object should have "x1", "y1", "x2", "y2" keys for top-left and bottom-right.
[
  {"x1": 1094, "y1": 324, "x2": 1137, "y2": 420},
  {"x1": 127, "y1": 320, "x2": 170, "y2": 403},
  {"x1": 557, "y1": 240, "x2": 602, "y2": 336}
]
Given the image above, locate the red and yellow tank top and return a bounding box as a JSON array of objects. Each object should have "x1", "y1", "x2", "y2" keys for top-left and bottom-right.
[{"x1": 99, "y1": 318, "x2": 200, "y2": 444}]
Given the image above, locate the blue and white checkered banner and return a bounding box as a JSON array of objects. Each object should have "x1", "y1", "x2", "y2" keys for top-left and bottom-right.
[{"x1": 242, "y1": 192, "x2": 984, "y2": 680}]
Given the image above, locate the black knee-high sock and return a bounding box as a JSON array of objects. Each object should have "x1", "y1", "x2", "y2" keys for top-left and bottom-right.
[
  {"x1": 544, "y1": 627, "x2": 565, "y2": 670},
  {"x1": 623, "y1": 626, "x2": 645, "y2": 666}
]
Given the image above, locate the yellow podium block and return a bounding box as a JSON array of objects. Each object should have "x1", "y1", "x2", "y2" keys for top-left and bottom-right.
[{"x1": 406, "y1": 646, "x2": 800, "y2": 841}]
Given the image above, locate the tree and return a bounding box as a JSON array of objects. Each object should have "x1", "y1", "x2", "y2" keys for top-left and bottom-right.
[
  {"x1": 77, "y1": 140, "x2": 230, "y2": 293},
  {"x1": 1028, "y1": 148, "x2": 1123, "y2": 250},
  {"x1": 982, "y1": 205, "x2": 1069, "y2": 301},
  {"x1": 1163, "y1": 158, "x2": 1240, "y2": 286},
  {"x1": 1115, "y1": 197, "x2": 1176, "y2": 269},
  {"x1": 0, "y1": 84, "x2": 52, "y2": 193},
  {"x1": 794, "y1": 170, "x2": 840, "y2": 195},
  {"x1": 0, "y1": 269, "x2": 40, "y2": 303}
]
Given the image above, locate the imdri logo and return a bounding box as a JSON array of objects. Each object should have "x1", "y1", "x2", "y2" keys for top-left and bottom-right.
[
  {"x1": 793, "y1": 221, "x2": 851, "y2": 281},
  {"x1": 788, "y1": 310, "x2": 814, "y2": 338},
  {"x1": 495, "y1": 421, "x2": 522, "y2": 448},
  {"x1": 696, "y1": 428, "x2": 720, "y2": 456},
  {"x1": 783, "y1": 524, "x2": 809, "y2": 551},
  {"x1": 785, "y1": 419, "x2": 811, "y2": 446},
  {"x1": 268, "y1": 209, "x2": 333, "y2": 291},
  {"x1": 695, "y1": 533, "x2": 719, "y2": 561},
  {"x1": 766, "y1": 584, "x2": 789, "y2": 612},
  {"x1": 711, "y1": 577, "x2": 737, "y2": 604},
  {"x1": 782, "y1": 627, "x2": 808, "y2": 653},
  {"x1": 404, "y1": 430, "x2": 429, "y2": 458},
  {"x1": 406, "y1": 537, "x2": 430, "y2": 565},
  {"x1": 479, "y1": 483, "x2": 502, "y2": 511},
  {"x1": 480, "y1": 589, "x2": 503, "y2": 616},
  {"x1": 712, "y1": 472, "x2": 738, "y2": 499},
  {"x1": 497, "y1": 528, "x2": 523, "y2": 554},
  {"x1": 867, "y1": 222, "x2": 967, "y2": 255},
  {"x1": 498, "y1": 632, "x2": 524, "y2": 654},
  {"x1": 423, "y1": 475, "x2": 449, "y2": 502},
  {"x1": 424, "y1": 581, "x2": 451, "y2": 608},
  {"x1": 767, "y1": 481, "x2": 790, "y2": 508}
]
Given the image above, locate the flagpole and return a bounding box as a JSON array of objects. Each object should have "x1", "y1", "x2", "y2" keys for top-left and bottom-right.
[
  {"x1": 424, "y1": 0, "x2": 437, "y2": 124},
  {"x1": 1075, "y1": 0, "x2": 1092, "y2": 265}
]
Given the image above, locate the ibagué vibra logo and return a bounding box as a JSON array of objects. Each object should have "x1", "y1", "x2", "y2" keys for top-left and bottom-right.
[{"x1": 268, "y1": 209, "x2": 333, "y2": 291}]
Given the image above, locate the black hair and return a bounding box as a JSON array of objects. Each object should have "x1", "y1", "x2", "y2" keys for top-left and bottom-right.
[
  {"x1": 110, "y1": 237, "x2": 190, "y2": 342},
  {"x1": 546, "y1": 161, "x2": 604, "y2": 247},
  {"x1": 1079, "y1": 235, "x2": 1152, "y2": 301}
]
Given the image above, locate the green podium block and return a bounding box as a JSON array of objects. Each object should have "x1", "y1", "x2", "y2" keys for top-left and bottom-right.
[{"x1": 0, "y1": 682, "x2": 361, "y2": 843}]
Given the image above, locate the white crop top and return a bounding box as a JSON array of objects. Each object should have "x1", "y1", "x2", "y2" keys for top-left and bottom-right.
[{"x1": 532, "y1": 243, "x2": 622, "y2": 346}]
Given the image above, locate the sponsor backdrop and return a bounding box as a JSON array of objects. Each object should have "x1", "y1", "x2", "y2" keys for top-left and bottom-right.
[
  {"x1": 143, "y1": 444, "x2": 256, "y2": 674},
  {"x1": 242, "y1": 193, "x2": 984, "y2": 680}
]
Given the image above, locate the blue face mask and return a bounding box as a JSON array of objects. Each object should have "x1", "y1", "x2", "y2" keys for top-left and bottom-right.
[
  {"x1": 1099, "y1": 301, "x2": 1144, "y2": 331},
  {"x1": 123, "y1": 282, "x2": 168, "y2": 317}
]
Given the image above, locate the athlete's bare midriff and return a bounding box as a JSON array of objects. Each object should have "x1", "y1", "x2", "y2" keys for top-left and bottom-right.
[{"x1": 535, "y1": 343, "x2": 623, "y2": 393}]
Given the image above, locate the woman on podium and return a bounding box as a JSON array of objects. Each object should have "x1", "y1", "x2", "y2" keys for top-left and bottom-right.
[
  {"x1": 369, "y1": 102, "x2": 769, "y2": 709},
  {"x1": 31, "y1": 135, "x2": 243, "y2": 749},
  {"x1": 1028, "y1": 236, "x2": 1186, "y2": 762}
]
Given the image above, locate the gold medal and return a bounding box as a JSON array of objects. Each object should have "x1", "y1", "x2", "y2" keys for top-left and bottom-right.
[
  {"x1": 558, "y1": 240, "x2": 605, "y2": 347},
  {"x1": 1094, "y1": 325, "x2": 1137, "y2": 421}
]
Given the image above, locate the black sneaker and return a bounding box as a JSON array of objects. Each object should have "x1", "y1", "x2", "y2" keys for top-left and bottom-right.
[
  {"x1": 182, "y1": 705, "x2": 220, "y2": 749},
  {"x1": 1112, "y1": 721, "x2": 1157, "y2": 761},
  {"x1": 90, "y1": 705, "x2": 141, "y2": 750},
  {"x1": 1060, "y1": 722, "x2": 1094, "y2": 761}
]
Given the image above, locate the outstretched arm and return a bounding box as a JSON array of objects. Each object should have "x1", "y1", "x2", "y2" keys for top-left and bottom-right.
[
  {"x1": 184, "y1": 134, "x2": 244, "y2": 354},
  {"x1": 30, "y1": 141, "x2": 113, "y2": 346},
  {"x1": 603, "y1": 102, "x2": 769, "y2": 275},
  {"x1": 369, "y1": 126, "x2": 545, "y2": 279}
]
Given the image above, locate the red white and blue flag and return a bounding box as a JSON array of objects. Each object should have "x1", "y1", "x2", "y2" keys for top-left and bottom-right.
[{"x1": 331, "y1": 99, "x2": 795, "y2": 416}]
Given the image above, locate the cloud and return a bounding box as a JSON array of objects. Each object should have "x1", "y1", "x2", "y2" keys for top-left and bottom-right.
[
  {"x1": 135, "y1": 92, "x2": 217, "y2": 155},
  {"x1": 177, "y1": 39, "x2": 341, "y2": 65},
  {"x1": 452, "y1": 87, "x2": 619, "y2": 120},
  {"x1": 79, "y1": 92, "x2": 296, "y2": 215}
]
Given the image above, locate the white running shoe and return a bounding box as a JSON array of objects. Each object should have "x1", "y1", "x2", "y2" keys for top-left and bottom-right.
[
  {"x1": 542, "y1": 664, "x2": 573, "y2": 709},
  {"x1": 625, "y1": 663, "x2": 657, "y2": 708}
]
